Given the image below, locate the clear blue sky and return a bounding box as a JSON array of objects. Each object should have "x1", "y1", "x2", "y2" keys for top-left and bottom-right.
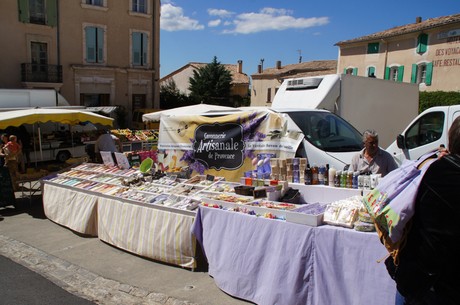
[{"x1": 160, "y1": 0, "x2": 459, "y2": 78}]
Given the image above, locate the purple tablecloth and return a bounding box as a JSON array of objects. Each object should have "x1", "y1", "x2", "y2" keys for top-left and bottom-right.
[{"x1": 192, "y1": 206, "x2": 396, "y2": 305}]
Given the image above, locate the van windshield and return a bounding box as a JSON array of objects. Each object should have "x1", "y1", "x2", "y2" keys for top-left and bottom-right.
[{"x1": 285, "y1": 111, "x2": 363, "y2": 152}]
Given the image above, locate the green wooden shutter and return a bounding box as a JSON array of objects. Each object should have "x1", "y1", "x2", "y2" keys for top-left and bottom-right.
[
  {"x1": 343, "y1": 68, "x2": 347, "y2": 74},
  {"x1": 368, "y1": 66, "x2": 375, "y2": 76},
  {"x1": 352, "y1": 68, "x2": 358, "y2": 75},
  {"x1": 411, "y1": 64, "x2": 417, "y2": 83},
  {"x1": 425, "y1": 62, "x2": 433, "y2": 86},
  {"x1": 97, "y1": 27, "x2": 104, "y2": 62},
  {"x1": 367, "y1": 42, "x2": 379, "y2": 54},
  {"x1": 142, "y1": 33, "x2": 148, "y2": 66},
  {"x1": 18, "y1": 0, "x2": 29, "y2": 23},
  {"x1": 417, "y1": 34, "x2": 428, "y2": 54},
  {"x1": 384, "y1": 67, "x2": 390, "y2": 80},
  {"x1": 46, "y1": 0, "x2": 57, "y2": 27},
  {"x1": 397, "y1": 66, "x2": 404, "y2": 82},
  {"x1": 86, "y1": 27, "x2": 96, "y2": 62},
  {"x1": 132, "y1": 32, "x2": 141, "y2": 65}
]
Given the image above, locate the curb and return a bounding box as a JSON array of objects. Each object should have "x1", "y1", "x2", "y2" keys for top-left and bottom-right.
[{"x1": 0, "y1": 234, "x2": 200, "y2": 305}]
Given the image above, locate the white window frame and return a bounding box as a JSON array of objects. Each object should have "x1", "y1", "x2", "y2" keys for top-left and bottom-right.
[
  {"x1": 82, "y1": 23, "x2": 107, "y2": 65},
  {"x1": 132, "y1": 0, "x2": 147, "y2": 13},
  {"x1": 81, "y1": 0, "x2": 108, "y2": 11},
  {"x1": 129, "y1": 0, "x2": 151, "y2": 17},
  {"x1": 129, "y1": 29, "x2": 150, "y2": 68},
  {"x1": 416, "y1": 62, "x2": 428, "y2": 84},
  {"x1": 390, "y1": 66, "x2": 399, "y2": 81}
]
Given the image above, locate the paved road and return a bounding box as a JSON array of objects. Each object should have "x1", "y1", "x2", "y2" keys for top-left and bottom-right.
[
  {"x1": 0, "y1": 254, "x2": 96, "y2": 305},
  {"x1": 0, "y1": 194, "x2": 252, "y2": 305}
]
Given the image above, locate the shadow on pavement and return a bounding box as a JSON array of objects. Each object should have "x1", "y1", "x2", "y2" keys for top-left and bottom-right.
[{"x1": 0, "y1": 195, "x2": 46, "y2": 219}]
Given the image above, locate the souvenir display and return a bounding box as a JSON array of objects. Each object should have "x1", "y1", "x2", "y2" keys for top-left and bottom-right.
[
  {"x1": 45, "y1": 161, "x2": 374, "y2": 227},
  {"x1": 323, "y1": 195, "x2": 362, "y2": 228}
]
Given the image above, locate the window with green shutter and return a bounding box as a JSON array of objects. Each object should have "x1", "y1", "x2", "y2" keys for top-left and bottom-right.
[
  {"x1": 425, "y1": 62, "x2": 433, "y2": 86},
  {"x1": 411, "y1": 64, "x2": 418, "y2": 83},
  {"x1": 45, "y1": 0, "x2": 57, "y2": 27},
  {"x1": 384, "y1": 67, "x2": 390, "y2": 80},
  {"x1": 17, "y1": 0, "x2": 57, "y2": 26},
  {"x1": 367, "y1": 66, "x2": 375, "y2": 77},
  {"x1": 367, "y1": 42, "x2": 379, "y2": 54},
  {"x1": 417, "y1": 33, "x2": 428, "y2": 54},
  {"x1": 397, "y1": 66, "x2": 404, "y2": 82},
  {"x1": 411, "y1": 62, "x2": 432, "y2": 86},
  {"x1": 132, "y1": 32, "x2": 148, "y2": 66},
  {"x1": 387, "y1": 66, "x2": 403, "y2": 82},
  {"x1": 85, "y1": 26, "x2": 104, "y2": 63}
]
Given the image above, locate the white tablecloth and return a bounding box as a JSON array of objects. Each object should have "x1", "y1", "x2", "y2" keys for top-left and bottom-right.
[
  {"x1": 98, "y1": 197, "x2": 197, "y2": 269},
  {"x1": 43, "y1": 183, "x2": 98, "y2": 236}
]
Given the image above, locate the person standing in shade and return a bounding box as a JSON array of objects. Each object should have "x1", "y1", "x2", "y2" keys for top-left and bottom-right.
[
  {"x1": 0, "y1": 133, "x2": 8, "y2": 167},
  {"x1": 350, "y1": 129, "x2": 398, "y2": 177},
  {"x1": 94, "y1": 130, "x2": 122, "y2": 162},
  {"x1": 388, "y1": 116, "x2": 460, "y2": 305},
  {"x1": 3, "y1": 135, "x2": 21, "y2": 190}
]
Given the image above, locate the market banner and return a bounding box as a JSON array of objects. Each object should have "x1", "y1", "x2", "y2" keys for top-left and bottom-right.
[{"x1": 158, "y1": 109, "x2": 304, "y2": 182}]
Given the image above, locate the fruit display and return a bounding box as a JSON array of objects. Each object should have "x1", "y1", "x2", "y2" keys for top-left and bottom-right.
[{"x1": 110, "y1": 129, "x2": 158, "y2": 142}]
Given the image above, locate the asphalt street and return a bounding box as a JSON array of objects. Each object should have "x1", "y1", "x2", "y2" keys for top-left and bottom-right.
[
  {"x1": 0, "y1": 191, "x2": 252, "y2": 305},
  {"x1": 0, "y1": 254, "x2": 96, "y2": 305}
]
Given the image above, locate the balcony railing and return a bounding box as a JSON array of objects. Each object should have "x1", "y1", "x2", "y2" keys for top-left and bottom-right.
[{"x1": 21, "y1": 63, "x2": 63, "y2": 83}]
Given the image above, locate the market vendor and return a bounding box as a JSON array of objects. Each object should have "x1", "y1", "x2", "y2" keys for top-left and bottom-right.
[
  {"x1": 95, "y1": 130, "x2": 122, "y2": 161},
  {"x1": 350, "y1": 129, "x2": 398, "y2": 177}
]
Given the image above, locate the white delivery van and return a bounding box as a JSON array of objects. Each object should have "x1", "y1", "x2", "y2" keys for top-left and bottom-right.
[
  {"x1": 0, "y1": 89, "x2": 70, "y2": 108},
  {"x1": 275, "y1": 108, "x2": 363, "y2": 170},
  {"x1": 272, "y1": 74, "x2": 419, "y2": 148},
  {"x1": 386, "y1": 105, "x2": 460, "y2": 165}
]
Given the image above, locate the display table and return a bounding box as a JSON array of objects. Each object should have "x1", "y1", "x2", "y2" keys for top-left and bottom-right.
[
  {"x1": 43, "y1": 183, "x2": 98, "y2": 236},
  {"x1": 97, "y1": 196, "x2": 197, "y2": 269},
  {"x1": 192, "y1": 206, "x2": 396, "y2": 305}
]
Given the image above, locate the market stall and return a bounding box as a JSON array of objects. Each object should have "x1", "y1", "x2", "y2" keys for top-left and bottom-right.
[
  {"x1": 0, "y1": 108, "x2": 113, "y2": 164},
  {"x1": 192, "y1": 204, "x2": 396, "y2": 305},
  {"x1": 38, "y1": 105, "x2": 397, "y2": 302},
  {"x1": 41, "y1": 163, "x2": 200, "y2": 269}
]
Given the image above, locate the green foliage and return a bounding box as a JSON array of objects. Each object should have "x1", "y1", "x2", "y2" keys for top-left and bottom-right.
[
  {"x1": 419, "y1": 91, "x2": 460, "y2": 113},
  {"x1": 188, "y1": 56, "x2": 233, "y2": 106},
  {"x1": 160, "y1": 78, "x2": 193, "y2": 109}
]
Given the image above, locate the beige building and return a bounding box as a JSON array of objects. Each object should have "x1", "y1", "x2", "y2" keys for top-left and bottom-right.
[
  {"x1": 160, "y1": 60, "x2": 250, "y2": 100},
  {"x1": 336, "y1": 13, "x2": 460, "y2": 92},
  {"x1": 0, "y1": 0, "x2": 160, "y2": 125},
  {"x1": 250, "y1": 60, "x2": 337, "y2": 106}
]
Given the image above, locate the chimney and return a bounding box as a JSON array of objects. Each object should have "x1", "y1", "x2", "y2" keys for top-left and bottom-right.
[
  {"x1": 237, "y1": 60, "x2": 243, "y2": 73},
  {"x1": 276, "y1": 60, "x2": 281, "y2": 69},
  {"x1": 416, "y1": 16, "x2": 422, "y2": 23},
  {"x1": 258, "y1": 64, "x2": 262, "y2": 74}
]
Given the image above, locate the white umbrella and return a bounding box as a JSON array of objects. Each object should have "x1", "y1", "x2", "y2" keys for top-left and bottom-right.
[{"x1": 142, "y1": 104, "x2": 235, "y2": 122}]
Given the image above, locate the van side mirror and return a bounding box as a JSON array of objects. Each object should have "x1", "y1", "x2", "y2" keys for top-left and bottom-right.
[{"x1": 396, "y1": 134, "x2": 406, "y2": 149}]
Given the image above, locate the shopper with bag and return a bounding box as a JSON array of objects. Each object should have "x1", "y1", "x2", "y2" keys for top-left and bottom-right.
[{"x1": 388, "y1": 116, "x2": 460, "y2": 305}]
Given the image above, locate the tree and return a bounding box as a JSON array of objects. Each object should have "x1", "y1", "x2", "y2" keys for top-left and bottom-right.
[
  {"x1": 188, "y1": 56, "x2": 233, "y2": 106},
  {"x1": 160, "y1": 78, "x2": 192, "y2": 109}
]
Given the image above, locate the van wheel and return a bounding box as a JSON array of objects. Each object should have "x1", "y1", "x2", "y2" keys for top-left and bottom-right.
[{"x1": 56, "y1": 151, "x2": 71, "y2": 163}]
